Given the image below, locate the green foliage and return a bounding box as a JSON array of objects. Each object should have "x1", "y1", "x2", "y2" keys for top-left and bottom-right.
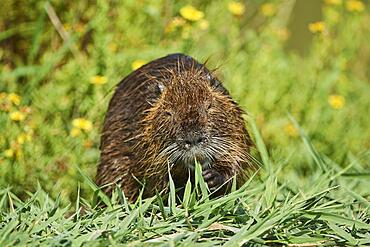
[{"x1": 0, "y1": 0, "x2": 369, "y2": 245}]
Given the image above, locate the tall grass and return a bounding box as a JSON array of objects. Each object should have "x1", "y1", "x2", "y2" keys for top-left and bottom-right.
[{"x1": 1, "y1": 131, "x2": 369, "y2": 245}]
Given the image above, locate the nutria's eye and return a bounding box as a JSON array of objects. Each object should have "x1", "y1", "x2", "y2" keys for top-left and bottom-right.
[
  {"x1": 164, "y1": 110, "x2": 173, "y2": 117},
  {"x1": 206, "y1": 101, "x2": 212, "y2": 110},
  {"x1": 157, "y1": 83, "x2": 165, "y2": 93}
]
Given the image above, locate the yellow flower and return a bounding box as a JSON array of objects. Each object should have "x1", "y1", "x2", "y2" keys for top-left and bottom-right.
[
  {"x1": 180, "y1": 5, "x2": 204, "y2": 21},
  {"x1": 346, "y1": 0, "x2": 364, "y2": 12},
  {"x1": 17, "y1": 133, "x2": 32, "y2": 144},
  {"x1": 72, "y1": 118, "x2": 93, "y2": 131},
  {"x1": 131, "y1": 60, "x2": 147, "y2": 70},
  {"x1": 260, "y1": 3, "x2": 276, "y2": 17},
  {"x1": 284, "y1": 123, "x2": 298, "y2": 137},
  {"x1": 199, "y1": 19, "x2": 209, "y2": 30},
  {"x1": 328, "y1": 94, "x2": 345, "y2": 109},
  {"x1": 70, "y1": 127, "x2": 81, "y2": 137},
  {"x1": 10, "y1": 111, "x2": 26, "y2": 122},
  {"x1": 325, "y1": 0, "x2": 342, "y2": 5},
  {"x1": 90, "y1": 75, "x2": 108, "y2": 85},
  {"x1": 308, "y1": 21, "x2": 325, "y2": 33},
  {"x1": 228, "y1": 1, "x2": 245, "y2": 16},
  {"x1": 4, "y1": 149, "x2": 14, "y2": 158},
  {"x1": 8, "y1": 93, "x2": 21, "y2": 105}
]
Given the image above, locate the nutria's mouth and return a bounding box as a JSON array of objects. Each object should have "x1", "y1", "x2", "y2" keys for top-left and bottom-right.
[
  {"x1": 181, "y1": 155, "x2": 211, "y2": 170},
  {"x1": 174, "y1": 148, "x2": 213, "y2": 170},
  {"x1": 160, "y1": 142, "x2": 215, "y2": 170}
]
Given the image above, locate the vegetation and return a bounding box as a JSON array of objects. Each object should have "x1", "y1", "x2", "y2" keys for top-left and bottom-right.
[{"x1": 0, "y1": 0, "x2": 369, "y2": 245}]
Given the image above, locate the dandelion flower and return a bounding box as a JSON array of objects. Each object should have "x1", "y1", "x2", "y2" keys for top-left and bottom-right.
[
  {"x1": 10, "y1": 111, "x2": 26, "y2": 122},
  {"x1": 4, "y1": 149, "x2": 14, "y2": 158},
  {"x1": 8, "y1": 93, "x2": 21, "y2": 105},
  {"x1": 308, "y1": 21, "x2": 325, "y2": 33},
  {"x1": 284, "y1": 123, "x2": 298, "y2": 137},
  {"x1": 346, "y1": 0, "x2": 364, "y2": 12},
  {"x1": 328, "y1": 94, "x2": 345, "y2": 109},
  {"x1": 90, "y1": 75, "x2": 108, "y2": 85},
  {"x1": 17, "y1": 133, "x2": 32, "y2": 144},
  {"x1": 260, "y1": 3, "x2": 276, "y2": 17},
  {"x1": 180, "y1": 5, "x2": 204, "y2": 21},
  {"x1": 228, "y1": 1, "x2": 245, "y2": 16},
  {"x1": 72, "y1": 118, "x2": 93, "y2": 131},
  {"x1": 131, "y1": 60, "x2": 147, "y2": 70}
]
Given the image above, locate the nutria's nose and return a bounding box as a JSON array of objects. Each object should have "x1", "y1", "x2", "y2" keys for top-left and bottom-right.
[{"x1": 184, "y1": 135, "x2": 206, "y2": 149}]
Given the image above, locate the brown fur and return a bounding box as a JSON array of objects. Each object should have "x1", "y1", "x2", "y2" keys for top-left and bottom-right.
[{"x1": 97, "y1": 53, "x2": 254, "y2": 201}]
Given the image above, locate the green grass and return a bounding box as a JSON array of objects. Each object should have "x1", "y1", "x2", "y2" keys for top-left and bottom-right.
[
  {"x1": 1, "y1": 132, "x2": 369, "y2": 245},
  {"x1": 1, "y1": 0, "x2": 369, "y2": 245}
]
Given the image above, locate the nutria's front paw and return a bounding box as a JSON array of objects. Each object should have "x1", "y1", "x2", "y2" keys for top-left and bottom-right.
[{"x1": 202, "y1": 169, "x2": 226, "y2": 192}]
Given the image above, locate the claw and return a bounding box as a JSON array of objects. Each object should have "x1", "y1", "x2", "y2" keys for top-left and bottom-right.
[
  {"x1": 202, "y1": 169, "x2": 225, "y2": 191},
  {"x1": 202, "y1": 169, "x2": 213, "y2": 180}
]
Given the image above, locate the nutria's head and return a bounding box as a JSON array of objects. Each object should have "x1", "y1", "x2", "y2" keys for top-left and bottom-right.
[{"x1": 138, "y1": 67, "x2": 251, "y2": 175}]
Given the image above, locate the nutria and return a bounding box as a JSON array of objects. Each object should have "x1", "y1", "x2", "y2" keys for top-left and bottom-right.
[{"x1": 97, "y1": 53, "x2": 254, "y2": 201}]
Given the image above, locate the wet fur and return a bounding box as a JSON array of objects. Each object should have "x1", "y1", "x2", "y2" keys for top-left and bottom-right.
[{"x1": 97, "y1": 53, "x2": 254, "y2": 201}]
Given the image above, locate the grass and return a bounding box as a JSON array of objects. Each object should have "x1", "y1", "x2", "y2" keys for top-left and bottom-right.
[
  {"x1": 1, "y1": 131, "x2": 369, "y2": 245},
  {"x1": 0, "y1": 0, "x2": 369, "y2": 245}
]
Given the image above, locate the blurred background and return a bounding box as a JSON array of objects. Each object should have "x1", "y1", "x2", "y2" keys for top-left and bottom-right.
[{"x1": 0, "y1": 0, "x2": 369, "y2": 204}]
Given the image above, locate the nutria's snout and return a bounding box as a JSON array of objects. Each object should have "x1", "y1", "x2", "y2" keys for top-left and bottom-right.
[
  {"x1": 175, "y1": 135, "x2": 213, "y2": 170},
  {"x1": 181, "y1": 134, "x2": 207, "y2": 149},
  {"x1": 161, "y1": 133, "x2": 212, "y2": 170}
]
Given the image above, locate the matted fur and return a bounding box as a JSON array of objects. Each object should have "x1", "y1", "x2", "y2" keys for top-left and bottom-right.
[{"x1": 97, "y1": 53, "x2": 254, "y2": 201}]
